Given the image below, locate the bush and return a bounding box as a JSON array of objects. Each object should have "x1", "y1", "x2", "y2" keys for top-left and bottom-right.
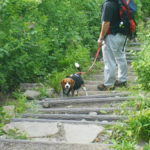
[
  {"x1": 0, "y1": 0, "x2": 102, "y2": 92},
  {"x1": 0, "y1": 0, "x2": 50, "y2": 91},
  {"x1": 112, "y1": 109, "x2": 150, "y2": 143},
  {"x1": 128, "y1": 109, "x2": 150, "y2": 142},
  {"x1": 132, "y1": 21, "x2": 150, "y2": 90},
  {"x1": 139, "y1": 0, "x2": 150, "y2": 16},
  {"x1": 0, "y1": 0, "x2": 148, "y2": 92},
  {"x1": 112, "y1": 140, "x2": 136, "y2": 150}
]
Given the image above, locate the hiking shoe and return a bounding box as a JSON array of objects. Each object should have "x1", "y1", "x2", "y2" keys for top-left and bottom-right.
[
  {"x1": 97, "y1": 84, "x2": 115, "y2": 91},
  {"x1": 114, "y1": 80, "x2": 127, "y2": 87}
]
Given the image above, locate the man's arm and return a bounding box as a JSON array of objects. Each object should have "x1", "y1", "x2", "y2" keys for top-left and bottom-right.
[{"x1": 97, "y1": 21, "x2": 110, "y2": 47}]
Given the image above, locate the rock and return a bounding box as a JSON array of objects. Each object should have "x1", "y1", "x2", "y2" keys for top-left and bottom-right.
[
  {"x1": 3, "y1": 105, "x2": 15, "y2": 118},
  {"x1": 66, "y1": 105, "x2": 73, "y2": 108},
  {"x1": 101, "y1": 120, "x2": 108, "y2": 123},
  {"x1": 43, "y1": 102, "x2": 50, "y2": 108},
  {"x1": 23, "y1": 90, "x2": 40, "y2": 100},
  {"x1": 3, "y1": 122, "x2": 58, "y2": 138},
  {"x1": 64, "y1": 124, "x2": 104, "y2": 144},
  {"x1": 89, "y1": 112, "x2": 98, "y2": 116}
]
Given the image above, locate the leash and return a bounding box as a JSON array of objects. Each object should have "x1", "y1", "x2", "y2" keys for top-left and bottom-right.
[{"x1": 77, "y1": 45, "x2": 101, "y2": 74}]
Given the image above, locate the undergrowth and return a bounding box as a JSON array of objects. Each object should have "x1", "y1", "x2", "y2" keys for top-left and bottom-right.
[
  {"x1": 0, "y1": 92, "x2": 29, "y2": 139},
  {"x1": 111, "y1": 12, "x2": 150, "y2": 149}
]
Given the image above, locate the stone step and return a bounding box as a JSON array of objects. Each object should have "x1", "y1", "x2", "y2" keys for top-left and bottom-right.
[
  {"x1": 46, "y1": 92, "x2": 129, "y2": 100},
  {"x1": 0, "y1": 139, "x2": 112, "y2": 150},
  {"x1": 127, "y1": 42, "x2": 142, "y2": 46},
  {"x1": 37, "y1": 107, "x2": 132, "y2": 115},
  {"x1": 88, "y1": 75, "x2": 137, "y2": 81},
  {"x1": 85, "y1": 84, "x2": 134, "y2": 91},
  {"x1": 22, "y1": 113, "x2": 127, "y2": 122},
  {"x1": 11, "y1": 118, "x2": 119, "y2": 126},
  {"x1": 126, "y1": 47, "x2": 141, "y2": 52},
  {"x1": 101, "y1": 64, "x2": 134, "y2": 71},
  {"x1": 99, "y1": 67, "x2": 135, "y2": 74},
  {"x1": 126, "y1": 56, "x2": 137, "y2": 60},
  {"x1": 41, "y1": 97, "x2": 133, "y2": 108},
  {"x1": 85, "y1": 80, "x2": 136, "y2": 85},
  {"x1": 101, "y1": 60, "x2": 133, "y2": 64},
  {"x1": 78, "y1": 90, "x2": 130, "y2": 96},
  {"x1": 93, "y1": 70, "x2": 136, "y2": 76},
  {"x1": 126, "y1": 52, "x2": 135, "y2": 56}
]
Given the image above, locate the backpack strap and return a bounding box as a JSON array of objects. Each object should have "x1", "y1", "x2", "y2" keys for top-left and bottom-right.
[
  {"x1": 127, "y1": 0, "x2": 130, "y2": 4},
  {"x1": 122, "y1": 0, "x2": 132, "y2": 20}
]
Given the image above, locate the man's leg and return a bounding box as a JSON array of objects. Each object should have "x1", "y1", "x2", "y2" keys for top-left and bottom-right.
[
  {"x1": 102, "y1": 35, "x2": 116, "y2": 87},
  {"x1": 110, "y1": 34, "x2": 128, "y2": 84}
]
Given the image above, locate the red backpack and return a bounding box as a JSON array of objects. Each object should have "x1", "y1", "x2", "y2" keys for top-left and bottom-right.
[
  {"x1": 118, "y1": 0, "x2": 137, "y2": 38},
  {"x1": 104, "y1": 0, "x2": 137, "y2": 39}
]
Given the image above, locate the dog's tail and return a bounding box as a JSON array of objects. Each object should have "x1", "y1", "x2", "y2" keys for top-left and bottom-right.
[{"x1": 75, "y1": 62, "x2": 82, "y2": 74}]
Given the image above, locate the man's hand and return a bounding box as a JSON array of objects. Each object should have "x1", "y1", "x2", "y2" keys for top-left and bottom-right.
[
  {"x1": 97, "y1": 21, "x2": 110, "y2": 48},
  {"x1": 97, "y1": 38, "x2": 104, "y2": 48}
]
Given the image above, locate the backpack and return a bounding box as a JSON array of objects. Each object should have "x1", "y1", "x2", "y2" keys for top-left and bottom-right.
[
  {"x1": 102, "y1": 0, "x2": 137, "y2": 39},
  {"x1": 118, "y1": 0, "x2": 137, "y2": 38}
]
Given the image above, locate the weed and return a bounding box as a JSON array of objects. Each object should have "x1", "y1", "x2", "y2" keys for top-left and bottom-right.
[
  {"x1": 0, "y1": 92, "x2": 30, "y2": 138},
  {"x1": 111, "y1": 140, "x2": 136, "y2": 150},
  {"x1": 5, "y1": 129, "x2": 28, "y2": 140},
  {"x1": 143, "y1": 142, "x2": 150, "y2": 150}
]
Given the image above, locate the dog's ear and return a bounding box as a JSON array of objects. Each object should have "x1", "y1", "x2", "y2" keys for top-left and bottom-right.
[
  {"x1": 70, "y1": 79, "x2": 75, "y2": 87},
  {"x1": 61, "y1": 79, "x2": 65, "y2": 87}
]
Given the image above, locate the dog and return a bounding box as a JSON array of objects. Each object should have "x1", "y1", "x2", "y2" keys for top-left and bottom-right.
[{"x1": 61, "y1": 63, "x2": 88, "y2": 96}]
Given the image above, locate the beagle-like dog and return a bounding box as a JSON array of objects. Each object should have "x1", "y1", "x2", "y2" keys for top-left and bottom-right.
[{"x1": 61, "y1": 63, "x2": 88, "y2": 96}]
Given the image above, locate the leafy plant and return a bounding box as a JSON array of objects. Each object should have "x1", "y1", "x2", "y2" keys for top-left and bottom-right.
[
  {"x1": 128, "y1": 109, "x2": 150, "y2": 142},
  {"x1": 132, "y1": 21, "x2": 150, "y2": 90},
  {"x1": 112, "y1": 140, "x2": 136, "y2": 150},
  {"x1": 5, "y1": 92, "x2": 29, "y2": 114},
  {"x1": 6, "y1": 129, "x2": 28, "y2": 140},
  {"x1": 143, "y1": 142, "x2": 150, "y2": 150}
]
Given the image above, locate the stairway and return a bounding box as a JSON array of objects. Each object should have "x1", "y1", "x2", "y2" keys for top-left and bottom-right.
[{"x1": 0, "y1": 42, "x2": 141, "y2": 150}]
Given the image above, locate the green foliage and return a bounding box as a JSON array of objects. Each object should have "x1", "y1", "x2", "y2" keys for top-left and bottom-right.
[
  {"x1": 111, "y1": 124, "x2": 135, "y2": 143},
  {"x1": 0, "y1": 107, "x2": 10, "y2": 129},
  {"x1": 128, "y1": 109, "x2": 150, "y2": 142},
  {"x1": 132, "y1": 21, "x2": 150, "y2": 90},
  {"x1": 0, "y1": 0, "x2": 50, "y2": 91},
  {"x1": 0, "y1": 0, "x2": 149, "y2": 93},
  {"x1": 139, "y1": 0, "x2": 150, "y2": 16},
  {"x1": 143, "y1": 142, "x2": 150, "y2": 150},
  {"x1": 112, "y1": 94, "x2": 150, "y2": 145},
  {"x1": 112, "y1": 140, "x2": 136, "y2": 150},
  {"x1": 134, "y1": 0, "x2": 143, "y2": 21},
  {"x1": 0, "y1": 92, "x2": 29, "y2": 137},
  {"x1": 49, "y1": 46, "x2": 90, "y2": 92},
  {"x1": 0, "y1": 0, "x2": 103, "y2": 92},
  {"x1": 4, "y1": 92, "x2": 28, "y2": 114},
  {"x1": 121, "y1": 95, "x2": 150, "y2": 111},
  {"x1": 0, "y1": 107, "x2": 11, "y2": 136},
  {"x1": 5, "y1": 128, "x2": 28, "y2": 140}
]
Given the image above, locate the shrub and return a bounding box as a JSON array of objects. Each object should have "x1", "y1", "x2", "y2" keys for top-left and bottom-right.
[
  {"x1": 128, "y1": 109, "x2": 150, "y2": 142},
  {"x1": 139, "y1": 0, "x2": 150, "y2": 16},
  {"x1": 132, "y1": 21, "x2": 150, "y2": 90},
  {"x1": 112, "y1": 140, "x2": 136, "y2": 150},
  {"x1": 0, "y1": 0, "x2": 148, "y2": 92},
  {"x1": 112, "y1": 109, "x2": 150, "y2": 143},
  {"x1": 0, "y1": 0, "x2": 50, "y2": 91},
  {"x1": 0, "y1": 0, "x2": 102, "y2": 92}
]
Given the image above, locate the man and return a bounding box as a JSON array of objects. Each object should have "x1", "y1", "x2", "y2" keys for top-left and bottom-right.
[{"x1": 97, "y1": 0, "x2": 128, "y2": 91}]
